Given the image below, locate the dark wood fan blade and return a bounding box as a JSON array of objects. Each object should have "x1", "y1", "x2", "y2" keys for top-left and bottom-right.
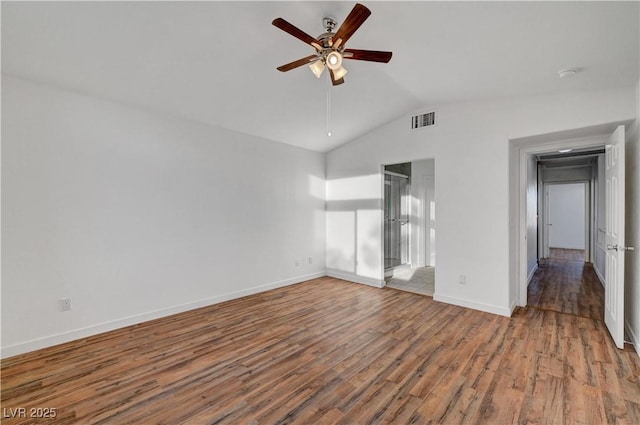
[
  {"x1": 277, "y1": 55, "x2": 319, "y2": 72},
  {"x1": 343, "y1": 49, "x2": 392, "y2": 63},
  {"x1": 272, "y1": 18, "x2": 322, "y2": 49},
  {"x1": 333, "y1": 3, "x2": 371, "y2": 47},
  {"x1": 330, "y1": 69, "x2": 345, "y2": 86}
]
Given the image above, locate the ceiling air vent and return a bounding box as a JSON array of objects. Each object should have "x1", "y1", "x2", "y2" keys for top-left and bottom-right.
[{"x1": 411, "y1": 111, "x2": 436, "y2": 129}]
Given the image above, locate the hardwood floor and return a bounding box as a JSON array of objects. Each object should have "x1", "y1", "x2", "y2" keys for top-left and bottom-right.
[
  {"x1": 2, "y1": 277, "x2": 639, "y2": 424},
  {"x1": 549, "y1": 248, "x2": 586, "y2": 262},
  {"x1": 528, "y1": 254, "x2": 604, "y2": 320}
]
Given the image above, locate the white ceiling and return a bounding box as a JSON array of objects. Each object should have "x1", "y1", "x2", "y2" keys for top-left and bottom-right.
[{"x1": 2, "y1": 1, "x2": 638, "y2": 152}]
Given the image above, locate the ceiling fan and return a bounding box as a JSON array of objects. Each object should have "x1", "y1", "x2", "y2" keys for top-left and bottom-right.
[{"x1": 272, "y1": 3, "x2": 392, "y2": 86}]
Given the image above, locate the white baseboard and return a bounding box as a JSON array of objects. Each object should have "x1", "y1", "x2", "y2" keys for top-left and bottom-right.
[
  {"x1": 625, "y1": 319, "x2": 640, "y2": 358},
  {"x1": 326, "y1": 269, "x2": 384, "y2": 288},
  {"x1": 1, "y1": 271, "x2": 326, "y2": 359},
  {"x1": 433, "y1": 293, "x2": 512, "y2": 317},
  {"x1": 527, "y1": 263, "x2": 539, "y2": 286}
]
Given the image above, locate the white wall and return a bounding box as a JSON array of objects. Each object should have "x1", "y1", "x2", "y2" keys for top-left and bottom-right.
[
  {"x1": 426, "y1": 176, "x2": 436, "y2": 267},
  {"x1": 410, "y1": 159, "x2": 435, "y2": 268},
  {"x1": 625, "y1": 79, "x2": 640, "y2": 356},
  {"x1": 327, "y1": 87, "x2": 636, "y2": 316},
  {"x1": 1, "y1": 76, "x2": 326, "y2": 357},
  {"x1": 547, "y1": 183, "x2": 586, "y2": 250}
]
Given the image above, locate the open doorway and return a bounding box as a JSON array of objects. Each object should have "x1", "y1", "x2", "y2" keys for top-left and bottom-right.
[
  {"x1": 528, "y1": 148, "x2": 605, "y2": 319},
  {"x1": 513, "y1": 123, "x2": 630, "y2": 349},
  {"x1": 383, "y1": 163, "x2": 410, "y2": 271},
  {"x1": 383, "y1": 159, "x2": 435, "y2": 296}
]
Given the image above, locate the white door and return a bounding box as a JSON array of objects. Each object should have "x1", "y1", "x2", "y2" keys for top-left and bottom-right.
[
  {"x1": 548, "y1": 183, "x2": 586, "y2": 251},
  {"x1": 604, "y1": 125, "x2": 625, "y2": 349}
]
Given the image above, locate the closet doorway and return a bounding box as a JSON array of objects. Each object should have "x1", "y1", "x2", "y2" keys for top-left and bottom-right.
[{"x1": 383, "y1": 159, "x2": 435, "y2": 296}]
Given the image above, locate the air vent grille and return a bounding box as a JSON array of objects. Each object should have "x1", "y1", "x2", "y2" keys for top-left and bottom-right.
[{"x1": 411, "y1": 111, "x2": 436, "y2": 129}]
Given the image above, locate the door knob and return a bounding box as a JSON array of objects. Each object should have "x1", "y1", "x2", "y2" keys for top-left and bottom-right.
[{"x1": 608, "y1": 245, "x2": 636, "y2": 252}]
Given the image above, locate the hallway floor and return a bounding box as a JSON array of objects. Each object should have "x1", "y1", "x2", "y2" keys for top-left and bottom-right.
[
  {"x1": 528, "y1": 249, "x2": 603, "y2": 320},
  {"x1": 549, "y1": 247, "x2": 585, "y2": 262}
]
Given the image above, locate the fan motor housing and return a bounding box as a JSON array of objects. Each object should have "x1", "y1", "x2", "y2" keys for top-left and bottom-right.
[
  {"x1": 317, "y1": 33, "x2": 334, "y2": 49},
  {"x1": 322, "y1": 17, "x2": 337, "y2": 32},
  {"x1": 318, "y1": 17, "x2": 338, "y2": 48}
]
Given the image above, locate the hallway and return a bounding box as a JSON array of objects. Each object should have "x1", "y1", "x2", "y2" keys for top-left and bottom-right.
[{"x1": 528, "y1": 249, "x2": 603, "y2": 320}]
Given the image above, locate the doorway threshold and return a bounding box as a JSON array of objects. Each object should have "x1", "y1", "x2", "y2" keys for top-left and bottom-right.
[{"x1": 384, "y1": 263, "x2": 411, "y2": 278}]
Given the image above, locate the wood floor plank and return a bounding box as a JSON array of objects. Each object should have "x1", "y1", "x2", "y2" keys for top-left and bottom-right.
[
  {"x1": 2, "y1": 273, "x2": 639, "y2": 424},
  {"x1": 549, "y1": 247, "x2": 586, "y2": 262},
  {"x1": 564, "y1": 379, "x2": 607, "y2": 425},
  {"x1": 529, "y1": 252, "x2": 604, "y2": 320}
]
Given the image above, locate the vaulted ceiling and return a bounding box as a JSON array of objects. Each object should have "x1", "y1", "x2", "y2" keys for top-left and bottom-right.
[{"x1": 2, "y1": 1, "x2": 638, "y2": 152}]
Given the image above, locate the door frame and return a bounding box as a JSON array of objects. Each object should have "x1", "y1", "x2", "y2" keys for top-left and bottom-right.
[
  {"x1": 380, "y1": 158, "x2": 436, "y2": 285},
  {"x1": 383, "y1": 169, "x2": 410, "y2": 269},
  {"x1": 513, "y1": 130, "x2": 615, "y2": 307}
]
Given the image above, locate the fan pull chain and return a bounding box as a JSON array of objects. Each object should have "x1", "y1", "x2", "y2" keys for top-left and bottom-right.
[{"x1": 326, "y1": 73, "x2": 332, "y2": 137}]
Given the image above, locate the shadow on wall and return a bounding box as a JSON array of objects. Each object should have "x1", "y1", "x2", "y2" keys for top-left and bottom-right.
[
  {"x1": 326, "y1": 170, "x2": 435, "y2": 282},
  {"x1": 326, "y1": 174, "x2": 383, "y2": 281},
  {"x1": 307, "y1": 174, "x2": 325, "y2": 202},
  {"x1": 326, "y1": 199, "x2": 381, "y2": 279}
]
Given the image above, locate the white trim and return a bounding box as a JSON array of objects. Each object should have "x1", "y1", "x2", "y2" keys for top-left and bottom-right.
[
  {"x1": 518, "y1": 147, "x2": 529, "y2": 306},
  {"x1": 326, "y1": 269, "x2": 385, "y2": 288},
  {"x1": 433, "y1": 293, "x2": 512, "y2": 317},
  {"x1": 1, "y1": 271, "x2": 326, "y2": 359},
  {"x1": 514, "y1": 132, "x2": 614, "y2": 308},
  {"x1": 585, "y1": 181, "x2": 591, "y2": 261},
  {"x1": 380, "y1": 166, "x2": 386, "y2": 285},
  {"x1": 527, "y1": 263, "x2": 539, "y2": 285},
  {"x1": 549, "y1": 245, "x2": 586, "y2": 250},
  {"x1": 509, "y1": 298, "x2": 518, "y2": 315},
  {"x1": 537, "y1": 162, "x2": 545, "y2": 261},
  {"x1": 625, "y1": 319, "x2": 640, "y2": 358}
]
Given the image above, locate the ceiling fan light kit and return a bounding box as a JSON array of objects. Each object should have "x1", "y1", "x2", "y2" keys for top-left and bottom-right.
[
  {"x1": 309, "y1": 60, "x2": 325, "y2": 78},
  {"x1": 326, "y1": 51, "x2": 342, "y2": 69},
  {"x1": 272, "y1": 3, "x2": 392, "y2": 86},
  {"x1": 332, "y1": 65, "x2": 348, "y2": 81}
]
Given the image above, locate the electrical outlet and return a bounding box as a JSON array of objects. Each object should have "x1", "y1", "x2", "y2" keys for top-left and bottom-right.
[
  {"x1": 61, "y1": 298, "x2": 72, "y2": 311},
  {"x1": 308, "y1": 257, "x2": 313, "y2": 264},
  {"x1": 295, "y1": 259, "x2": 300, "y2": 267},
  {"x1": 458, "y1": 275, "x2": 466, "y2": 285}
]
